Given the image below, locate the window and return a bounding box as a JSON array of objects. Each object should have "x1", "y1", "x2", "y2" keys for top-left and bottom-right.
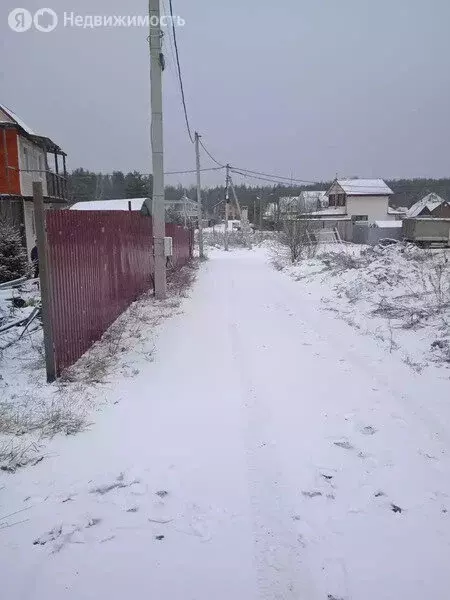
[
  {"x1": 338, "y1": 194, "x2": 346, "y2": 206},
  {"x1": 23, "y1": 146, "x2": 30, "y2": 171},
  {"x1": 329, "y1": 194, "x2": 336, "y2": 206}
]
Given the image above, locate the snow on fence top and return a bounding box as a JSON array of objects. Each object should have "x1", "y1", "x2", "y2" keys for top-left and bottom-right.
[{"x1": 70, "y1": 198, "x2": 149, "y2": 211}]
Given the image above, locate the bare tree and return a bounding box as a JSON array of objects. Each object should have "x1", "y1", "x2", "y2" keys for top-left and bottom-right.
[{"x1": 279, "y1": 219, "x2": 317, "y2": 262}]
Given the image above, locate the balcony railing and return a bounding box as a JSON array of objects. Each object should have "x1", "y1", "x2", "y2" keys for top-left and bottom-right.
[{"x1": 46, "y1": 171, "x2": 68, "y2": 201}]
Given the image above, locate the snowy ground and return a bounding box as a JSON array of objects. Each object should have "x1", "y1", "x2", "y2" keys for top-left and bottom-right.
[
  {"x1": 0, "y1": 267, "x2": 196, "y2": 472},
  {"x1": 1, "y1": 248, "x2": 450, "y2": 599},
  {"x1": 275, "y1": 241, "x2": 450, "y2": 369}
]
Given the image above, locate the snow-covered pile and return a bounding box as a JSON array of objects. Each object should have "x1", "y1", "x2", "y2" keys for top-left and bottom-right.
[{"x1": 281, "y1": 242, "x2": 450, "y2": 368}]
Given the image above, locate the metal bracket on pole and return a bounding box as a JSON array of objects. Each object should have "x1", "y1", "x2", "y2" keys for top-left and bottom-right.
[{"x1": 33, "y1": 181, "x2": 56, "y2": 382}]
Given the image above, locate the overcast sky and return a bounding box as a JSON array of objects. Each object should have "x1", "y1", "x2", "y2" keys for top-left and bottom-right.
[{"x1": 2, "y1": 0, "x2": 449, "y2": 186}]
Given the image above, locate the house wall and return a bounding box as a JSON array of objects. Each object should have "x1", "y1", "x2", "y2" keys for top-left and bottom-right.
[
  {"x1": 0, "y1": 129, "x2": 21, "y2": 195},
  {"x1": 346, "y1": 195, "x2": 393, "y2": 224},
  {"x1": 18, "y1": 135, "x2": 48, "y2": 197}
]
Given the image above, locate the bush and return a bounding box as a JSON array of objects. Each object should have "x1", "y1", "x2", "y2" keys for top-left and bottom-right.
[
  {"x1": 0, "y1": 221, "x2": 28, "y2": 283},
  {"x1": 278, "y1": 221, "x2": 318, "y2": 263}
]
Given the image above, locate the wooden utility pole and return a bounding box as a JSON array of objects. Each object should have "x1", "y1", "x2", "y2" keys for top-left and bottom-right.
[
  {"x1": 230, "y1": 178, "x2": 251, "y2": 249},
  {"x1": 195, "y1": 132, "x2": 204, "y2": 258},
  {"x1": 149, "y1": 0, "x2": 167, "y2": 298},
  {"x1": 259, "y1": 195, "x2": 263, "y2": 230},
  {"x1": 224, "y1": 164, "x2": 230, "y2": 251},
  {"x1": 33, "y1": 182, "x2": 56, "y2": 383}
]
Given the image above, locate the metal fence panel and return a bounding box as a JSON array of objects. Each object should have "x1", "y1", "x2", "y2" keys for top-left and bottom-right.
[
  {"x1": 46, "y1": 211, "x2": 193, "y2": 376},
  {"x1": 352, "y1": 223, "x2": 403, "y2": 245},
  {"x1": 166, "y1": 223, "x2": 193, "y2": 267},
  {"x1": 46, "y1": 210, "x2": 154, "y2": 374}
]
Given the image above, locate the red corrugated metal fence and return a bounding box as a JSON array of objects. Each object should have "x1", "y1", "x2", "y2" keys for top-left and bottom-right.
[
  {"x1": 46, "y1": 210, "x2": 193, "y2": 375},
  {"x1": 166, "y1": 223, "x2": 193, "y2": 268}
]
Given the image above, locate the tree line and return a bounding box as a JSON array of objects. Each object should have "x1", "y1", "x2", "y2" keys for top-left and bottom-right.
[{"x1": 68, "y1": 169, "x2": 450, "y2": 220}]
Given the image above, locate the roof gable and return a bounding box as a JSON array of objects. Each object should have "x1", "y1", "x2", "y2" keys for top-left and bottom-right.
[
  {"x1": 0, "y1": 103, "x2": 37, "y2": 135},
  {"x1": 406, "y1": 193, "x2": 448, "y2": 218},
  {"x1": 0, "y1": 102, "x2": 65, "y2": 154}
]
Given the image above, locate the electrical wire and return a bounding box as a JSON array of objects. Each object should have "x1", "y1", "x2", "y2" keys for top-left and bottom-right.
[
  {"x1": 61, "y1": 167, "x2": 224, "y2": 179},
  {"x1": 165, "y1": 166, "x2": 224, "y2": 175},
  {"x1": 199, "y1": 139, "x2": 225, "y2": 167},
  {"x1": 230, "y1": 169, "x2": 307, "y2": 186},
  {"x1": 161, "y1": 0, "x2": 178, "y2": 76},
  {"x1": 168, "y1": 0, "x2": 194, "y2": 143},
  {"x1": 231, "y1": 166, "x2": 319, "y2": 185}
]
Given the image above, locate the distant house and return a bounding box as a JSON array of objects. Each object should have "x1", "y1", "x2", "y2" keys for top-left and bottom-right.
[
  {"x1": 165, "y1": 193, "x2": 198, "y2": 223},
  {"x1": 323, "y1": 179, "x2": 396, "y2": 224},
  {"x1": 406, "y1": 193, "x2": 450, "y2": 218},
  {"x1": 265, "y1": 191, "x2": 327, "y2": 220},
  {"x1": 299, "y1": 190, "x2": 327, "y2": 211},
  {"x1": 0, "y1": 103, "x2": 68, "y2": 256}
]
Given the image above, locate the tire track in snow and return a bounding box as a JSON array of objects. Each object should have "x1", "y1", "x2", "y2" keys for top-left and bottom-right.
[{"x1": 227, "y1": 314, "x2": 319, "y2": 600}]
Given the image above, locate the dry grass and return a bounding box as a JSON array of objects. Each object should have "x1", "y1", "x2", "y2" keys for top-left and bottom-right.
[
  {"x1": 1, "y1": 260, "x2": 199, "y2": 473},
  {"x1": 0, "y1": 439, "x2": 44, "y2": 473}
]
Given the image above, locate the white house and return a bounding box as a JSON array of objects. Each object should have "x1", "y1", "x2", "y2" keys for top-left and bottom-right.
[{"x1": 323, "y1": 179, "x2": 396, "y2": 224}]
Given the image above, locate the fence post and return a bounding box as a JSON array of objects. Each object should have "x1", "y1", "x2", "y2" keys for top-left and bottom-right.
[{"x1": 33, "y1": 182, "x2": 56, "y2": 383}]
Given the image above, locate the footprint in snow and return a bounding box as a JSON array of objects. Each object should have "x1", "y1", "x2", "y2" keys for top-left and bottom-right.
[
  {"x1": 334, "y1": 440, "x2": 354, "y2": 451},
  {"x1": 323, "y1": 557, "x2": 349, "y2": 600},
  {"x1": 302, "y1": 491, "x2": 322, "y2": 498},
  {"x1": 34, "y1": 517, "x2": 102, "y2": 553},
  {"x1": 360, "y1": 425, "x2": 377, "y2": 436}
]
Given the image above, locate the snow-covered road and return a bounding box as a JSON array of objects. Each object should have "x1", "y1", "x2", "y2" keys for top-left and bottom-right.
[{"x1": 2, "y1": 249, "x2": 450, "y2": 599}]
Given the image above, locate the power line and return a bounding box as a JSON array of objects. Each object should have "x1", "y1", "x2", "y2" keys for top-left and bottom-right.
[
  {"x1": 161, "y1": 0, "x2": 178, "y2": 76},
  {"x1": 61, "y1": 166, "x2": 224, "y2": 179},
  {"x1": 230, "y1": 169, "x2": 315, "y2": 186},
  {"x1": 165, "y1": 166, "x2": 224, "y2": 175},
  {"x1": 231, "y1": 166, "x2": 319, "y2": 185},
  {"x1": 168, "y1": 0, "x2": 194, "y2": 143},
  {"x1": 199, "y1": 138, "x2": 225, "y2": 167}
]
